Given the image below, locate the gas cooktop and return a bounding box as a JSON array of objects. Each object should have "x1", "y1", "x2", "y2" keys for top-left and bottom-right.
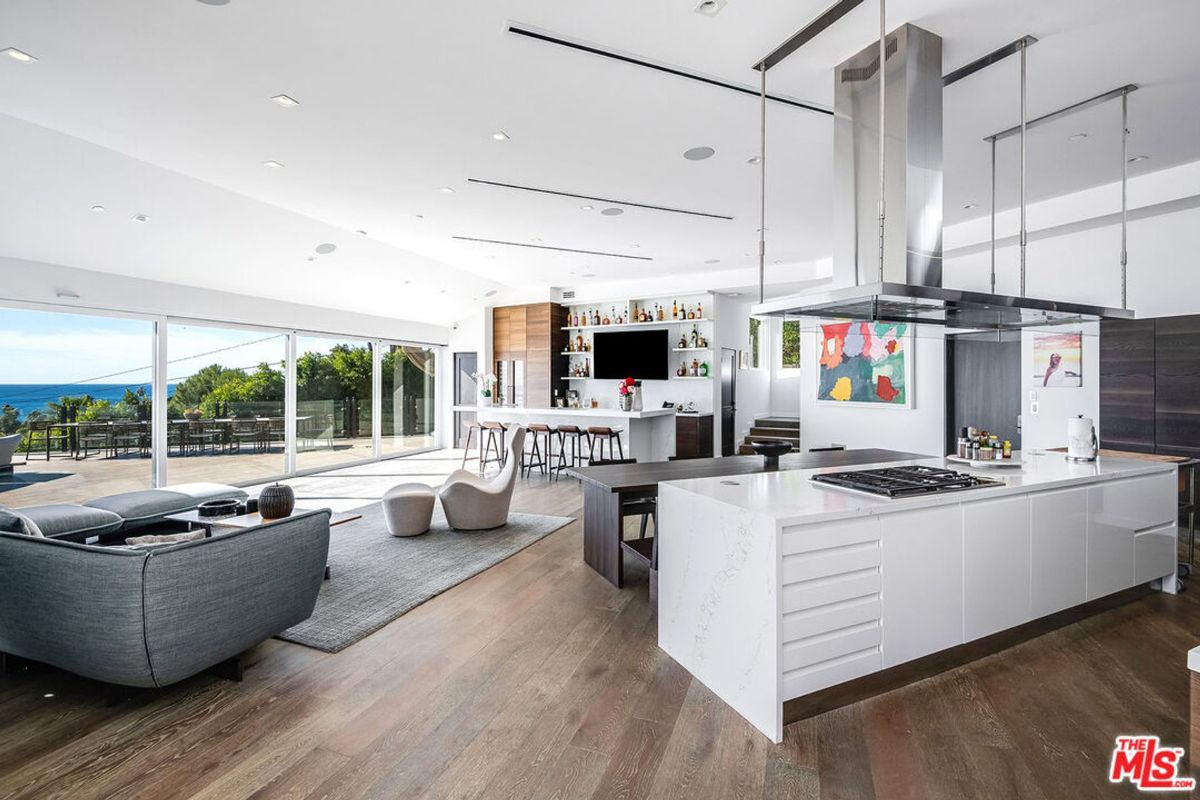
[{"x1": 811, "y1": 465, "x2": 1003, "y2": 499}]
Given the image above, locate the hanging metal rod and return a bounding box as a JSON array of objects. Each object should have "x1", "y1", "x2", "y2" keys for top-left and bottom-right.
[
  {"x1": 755, "y1": 0, "x2": 865, "y2": 71},
  {"x1": 1019, "y1": 38, "x2": 1027, "y2": 297},
  {"x1": 759, "y1": 66, "x2": 767, "y2": 304},
  {"x1": 942, "y1": 35, "x2": 1038, "y2": 86},
  {"x1": 983, "y1": 84, "x2": 1139, "y2": 142},
  {"x1": 1121, "y1": 87, "x2": 1130, "y2": 309}
]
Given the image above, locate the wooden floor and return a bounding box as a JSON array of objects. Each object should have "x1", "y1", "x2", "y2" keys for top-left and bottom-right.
[{"x1": 2, "y1": 451, "x2": 1199, "y2": 799}]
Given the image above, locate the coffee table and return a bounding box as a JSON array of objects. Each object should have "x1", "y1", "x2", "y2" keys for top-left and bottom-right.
[{"x1": 164, "y1": 508, "x2": 362, "y2": 580}]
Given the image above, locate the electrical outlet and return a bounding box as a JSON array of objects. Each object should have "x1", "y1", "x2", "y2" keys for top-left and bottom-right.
[{"x1": 1030, "y1": 400, "x2": 1040, "y2": 415}]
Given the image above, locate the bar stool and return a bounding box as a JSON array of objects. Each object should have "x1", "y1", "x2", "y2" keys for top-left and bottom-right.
[
  {"x1": 460, "y1": 420, "x2": 482, "y2": 470},
  {"x1": 523, "y1": 424, "x2": 555, "y2": 478},
  {"x1": 554, "y1": 424, "x2": 585, "y2": 479},
  {"x1": 479, "y1": 422, "x2": 508, "y2": 475},
  {"x1": 586, "y1": 426, "x2": 625, "y2": 463}
]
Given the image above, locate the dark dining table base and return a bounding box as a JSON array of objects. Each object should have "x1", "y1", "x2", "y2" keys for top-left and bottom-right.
[{"x1": 572, "y1": 448, "x2": 925, "y2": 589}]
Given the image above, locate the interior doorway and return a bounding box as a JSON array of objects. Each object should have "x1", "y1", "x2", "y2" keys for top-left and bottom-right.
[
  {"x1": 945, "y1": 333, "x2": 1022, "y2": 455},
  {"x1": 453, "y1": 352, "x2": 478, "y2": 448}
]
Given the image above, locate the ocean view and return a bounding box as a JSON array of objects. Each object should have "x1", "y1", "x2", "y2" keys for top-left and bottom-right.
[{"x1": 0, "y1": 383, "x2": 175, "y2": 418}]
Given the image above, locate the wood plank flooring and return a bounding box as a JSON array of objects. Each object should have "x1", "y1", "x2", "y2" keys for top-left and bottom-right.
[{"x1": 2, "y1": 451, "x2": 1200, "y2": 799}]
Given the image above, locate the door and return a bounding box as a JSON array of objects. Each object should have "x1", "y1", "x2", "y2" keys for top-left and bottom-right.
[
  {"x1": 453, "y1": 352, "x2": 477, "y2": 448},
  {"x1": 720, "y1": 347, "x2": 737, "y2": 457},
  {"x1": 945, "y1": 333, "x2": 1022, "y2": 455}
]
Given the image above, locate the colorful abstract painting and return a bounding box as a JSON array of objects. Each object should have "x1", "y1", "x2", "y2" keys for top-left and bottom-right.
[
  {"x1": 1032, "y1": 332, "x2": 1083, "y2": 388},
  {"x1": 817, "y1": 321, "x2": 911, "y2": 406}
]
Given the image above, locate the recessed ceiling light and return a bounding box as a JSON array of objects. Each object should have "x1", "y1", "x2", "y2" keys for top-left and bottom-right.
[
  {"x1": 438, "y1": 186, "x2": 456, "y2": 194},
  {"x1": 684, "y1": 146, "x2": 716, "y2": 161},
  {"x1": 91, "y1": 205, "x2": 106, "y2": 213},
  {"x1": 747, "y1": 156, "x2": 762, "y2": 165},
  {"x1": 2, "y1": 47, "x2": 37, "y2": 63},
  {"x1": 355, "y1": 229, "x2": 367, "y2": 236},
  {"x1": 403, "y1": 279, "x2": 412, "y2": 285},
  {"x1": 600, "y1": 207, "x2": 624, "y2": 216},
  {"x1": 704, "y1": 258, "x2": 720, "y2": 264},
  {"x1": 485, "y1": 289, "x2": 498, "y2": 297},
  {"x1": 131, "y1": 214, "x2": 149, "y2": 224},
  {"x1": 963, "y1": 202, "x2": 978, "y2": 209},
  {"x1": 581, "y1": 273, "x2": 596, "y2": 278},
  {"x1": 694, "y1": 0, "x2": 727, "y2": 16},
  {"x1": 315, "y1": 243, "x2": 337, "y2": 254},
  {"x1": 414, "y1": 214, "x2": 424, "y2": 220},
  {"x1": 773, "y1": 260, "x2": 783, "y2": 265},
  {"x1": 1128, "y1": 154, "x2": 1150, "y2": 163},
  {"x1": 262, "y1": 160, "x2": 285, "y2": 169},
  {"x1": 55, "y1": 291, "x2": 80, "y2": 300},
  {"x1": 491, "y1": 131, "x2": 510, "y2": 141},
  {"x1": 307, "y1": 256, "x2": 317, "y2": 262},
  {"x1": 440, "y1": 289, "x2": 447, "y2": 294},
  {"x1": 1067, "y1": 133, "x2": 1088, "y2": 142},
  {"x1": 580, "y1": 205, "x2": 594, "y2": 211},
  {"x1": 270, "y1": 94, "x2": 299, "y2": 108},
  {"x1": 530, "y1": 237, "x2": 542, "y2": 243},
  {"x1": 631, "y1": 244, "x2": 641, "y2": 249}
]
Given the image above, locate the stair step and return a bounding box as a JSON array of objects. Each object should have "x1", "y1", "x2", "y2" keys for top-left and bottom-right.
[
  {"x1": 754, "y1": 417, "x2": 800, "y2": 430},
  {"x1": 749, "y1": 426, "x2": 801, "y2": 438}
]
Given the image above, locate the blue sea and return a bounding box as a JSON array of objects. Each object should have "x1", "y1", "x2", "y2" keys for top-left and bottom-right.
[{"x1": 0, "y1": 383, "x2": 176, "y2": 418}]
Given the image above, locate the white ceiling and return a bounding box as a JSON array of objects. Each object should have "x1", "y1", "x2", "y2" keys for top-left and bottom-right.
[{"x1": 0, "y1": 0, "x2": 1196, "y2": 323}]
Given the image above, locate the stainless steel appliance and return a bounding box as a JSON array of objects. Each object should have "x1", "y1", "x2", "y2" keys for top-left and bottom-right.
[{"x1": 811, "y1": 465, "x2": 1002, "y2": 498}]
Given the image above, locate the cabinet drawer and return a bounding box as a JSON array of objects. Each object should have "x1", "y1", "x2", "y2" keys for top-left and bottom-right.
[
  {"x1": 782, "y1": 541, "x2": 880, "y2": 583},
  {"x1": 1134, "y1": 523, "x2": 1177, "y2": 584},
  {"x1": 1090, "y1": 472, "x2": 1176, "y2": 532},
  {"x1": 782, "y1": 622, "x2": 881, "y2": 672},
  {"x1": 782, "y1": 570, "x2": 880, "y2": 614},
  {"x1": 783, "y1": 596, "x2": 881, "y2": 642},
  {"x1": 782, "y1": 517, "x2": 879, "y2": 555},
  {"x1": 782, "y1": 649, "x2": 881, "y2": 700}
]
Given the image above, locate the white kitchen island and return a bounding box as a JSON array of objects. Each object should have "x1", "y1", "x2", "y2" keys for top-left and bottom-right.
[
  {"x1": 451, "y1": 404, "x2": 676, "y2": 461},
  {"x1": 656, "y1": 452, "x2": 1180, "y2": 743}
]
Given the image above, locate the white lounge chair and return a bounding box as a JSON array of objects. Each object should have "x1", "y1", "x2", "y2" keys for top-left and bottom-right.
[
  {"x1": 438, "y1": 427, "x2": 525, "y2": 531},
  {"x1": 0, "y1": 434, "x2": 21, "y2": 474}
]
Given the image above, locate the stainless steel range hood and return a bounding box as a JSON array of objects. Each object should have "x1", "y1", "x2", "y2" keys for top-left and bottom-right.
[{"x1": 753, "y1": 22, "x2": 1134, "y2": 330}]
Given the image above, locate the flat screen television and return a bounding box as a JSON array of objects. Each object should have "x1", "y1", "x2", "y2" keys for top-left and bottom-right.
[{"x1": 593, "y1": 329, "x2": 669, "y2": 381}]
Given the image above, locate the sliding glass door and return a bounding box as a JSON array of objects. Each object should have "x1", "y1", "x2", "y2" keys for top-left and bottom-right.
[
  {"x1": 165, "y1": 323, "x2": 288, "y2": 486},
  {"x1": 295, "y1": 335, "x2": 374, "y2": 472},
  {"x1": 381, "y1": 344, "x2": 437, "y2": 456},
  {"x1": 0, "y1": 307, "x2": 155, "y2": 506}
]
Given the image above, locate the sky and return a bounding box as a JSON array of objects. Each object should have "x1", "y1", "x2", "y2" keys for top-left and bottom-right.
[{"x1": 0, "y1": 308, "x2": 293, "y2": 384}]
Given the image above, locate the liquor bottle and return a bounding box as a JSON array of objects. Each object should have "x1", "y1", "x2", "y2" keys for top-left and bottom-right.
[
  {"x1": 657, "y1": 304, "x2": 664, "y2": 321},
  {"x1": 602, "y1": 309, "x2": 610, "y2": 325},
  {"x1": 584, "y1": 358, "x2": 590, "y2": 377},
  {"x1": 672, "y1": 300, "x2": 678, "y2": 319},
  {"x1": 687, "y1": 307, "x2": 695, "y2": 320},
  {"x1": 697, "y1": 300, "x2": 703, "y2": 319}
]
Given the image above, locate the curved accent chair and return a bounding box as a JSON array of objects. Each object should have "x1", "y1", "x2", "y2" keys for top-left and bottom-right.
[
  {"x1": 0, "y1": 433, "x2": 21, "y2": 473},
  {"x1": 439, "y1": 426, "x2": 525, "y2": 531}
]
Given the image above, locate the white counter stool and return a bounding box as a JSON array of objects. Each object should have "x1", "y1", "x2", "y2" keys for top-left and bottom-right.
[
  {"x1": 460, "y1": 420, "x2": 483, "y2": 470},
  {"x1": 523, "y1": 423, "x2": 556, "y2": 478},
  {"x1": 479, "y1": 421, "x2": 508, "y2": 475},
  {"x1": 586, "y1": 426, "x2": 625, "y2": 464},
  {"x1": 381, "y1": 482, "x2": 436, "y2": 536}
]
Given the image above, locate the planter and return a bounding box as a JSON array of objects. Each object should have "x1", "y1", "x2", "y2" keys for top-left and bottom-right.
[
  {"x1": 619, "y1": 394, "x2": 633, "y2": 412},
  {"x1": 258, "y1": 483, "x2": 296, "y2": 520},
  {"x1": 183, "y1": 410, "x2": 202, "y2": 422}
]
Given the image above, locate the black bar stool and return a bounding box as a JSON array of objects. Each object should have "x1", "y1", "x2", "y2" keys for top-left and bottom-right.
[
  {"x1": 553, "y1": 424, "x2": 585, "y2": 480},
  {"x1": 479, "y1": 421, "x2": 508, "y2": 475},
  {"x1": 460, "y1": 420, "x2": 482, "y2": 470},
  {"x1": 523, "y1": 424, "x2": 555, "y2": 478},
  {"x1": 586, "y1": 426, "x2": 624, "y2": 463}
]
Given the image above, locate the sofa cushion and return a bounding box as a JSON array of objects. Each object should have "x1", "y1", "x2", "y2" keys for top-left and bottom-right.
[
  {"x1": 84, "y1": 483, "x2": 248, "y2": 527},
  {"x1": 124, "y1": 530, "x2": 206, "y2": 548},
  {"x1": 20, "y1": 504, "x2": 123, "y2": 540},
  {"x1": 0, "y1": 506, "x2": 44, "y2": 537}
]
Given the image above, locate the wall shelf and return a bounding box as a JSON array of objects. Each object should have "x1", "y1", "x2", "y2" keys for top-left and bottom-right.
[
  {"x1": 671, "y1": 376, "x2": 712, "y2": 380},
  {"x1": 672, "y1": 347, "x2": 712, "y2": 352},
  {"x1": 561, "y1": 318, "x2": 714, "y2": 331},
  {"x1": 561, "y1": 351, "x2": 592, "y2": 356}
]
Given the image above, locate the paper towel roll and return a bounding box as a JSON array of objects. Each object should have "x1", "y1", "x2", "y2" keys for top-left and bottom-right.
[{"x1": 1067, "y1": 416, "x2": 1097, "y2": 460}]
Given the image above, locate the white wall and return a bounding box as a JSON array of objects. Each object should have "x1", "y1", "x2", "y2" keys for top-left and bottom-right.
[
  {"x1": 1019, "y1": 324, "x2": 1100, "y2": 451},
  {"x1": 715, "y1": 295, "x2": 770, "y2": 448},
  {"x1": 0, "y1": 257, "x2": 449, "y2": 345},
  {"x1": 797, "y1": 325, "x2": 945, "y2": 456}
]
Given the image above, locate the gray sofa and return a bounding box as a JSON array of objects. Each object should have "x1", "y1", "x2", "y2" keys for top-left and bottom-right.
[
  {"x1": 0, "y1": 509, "x2": 330, "y2": 688},
  {"x1": 0, "y1": 433, "x2": 20, "y2": 474},
  {"x1": 14, "y1": 482, "x2": 249, "y2": 543}
]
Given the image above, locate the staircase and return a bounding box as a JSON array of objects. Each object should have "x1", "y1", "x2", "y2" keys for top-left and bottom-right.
[{"x1": 738, "y1": 415, "x2": 800, "y2": 455}]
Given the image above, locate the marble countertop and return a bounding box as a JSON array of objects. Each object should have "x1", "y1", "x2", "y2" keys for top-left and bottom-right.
[
  {"x1": 451, "y1": 404, "x2": 676, "y2": 419},
  {"x1": 659, "y1": 451, "x2": 1177, "y2": 527}
]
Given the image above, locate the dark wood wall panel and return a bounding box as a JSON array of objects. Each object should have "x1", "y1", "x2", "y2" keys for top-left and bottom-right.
[
  {"x1": 1154, "y1": 316, "x2": 1200, "y2": 459},
  {"x1": 1099, "y1": 318, "x2": 1156, "y2": 454},
  {"x1": 945, "y1": 336, "x2": 1021, "y2": 455}
]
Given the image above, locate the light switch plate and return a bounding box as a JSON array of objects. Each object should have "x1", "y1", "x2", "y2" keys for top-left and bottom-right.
[{"x1": 1030, "y1": 401, "x2": 1040, "y2": 415}]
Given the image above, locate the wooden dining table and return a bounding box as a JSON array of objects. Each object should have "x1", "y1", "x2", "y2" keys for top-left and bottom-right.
[{"x1": 568, "y1": 448, "x2": 926, "y2": 588}]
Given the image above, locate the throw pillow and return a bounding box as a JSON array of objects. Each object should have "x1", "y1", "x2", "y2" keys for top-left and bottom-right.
[
  {"x1": 124, "y1": 530, "x2": 206, "y2": 548},
  {"x1": 0, "y1": 506, "x2": 45, "y2": 537}
]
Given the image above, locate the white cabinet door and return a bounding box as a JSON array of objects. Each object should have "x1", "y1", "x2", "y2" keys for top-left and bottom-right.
[
  {"x1": 964, "y1": 496, "x2": 1032, "y2": 641},
  {"x1": 1087, "y1": 472, "x2": 1176, "y2": 599},
  {"x1": 880, "y1": 505, "x2": 963, "y2": 668},
  {"x1": 1030, "y1": 488, "x2": 1088, "y2": 618},
  {"x1": 1135, "y1": 523, "x2": 1177, "y2": 585}
]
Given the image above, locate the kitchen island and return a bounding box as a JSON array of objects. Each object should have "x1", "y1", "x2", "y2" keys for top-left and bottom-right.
[
  {"x1": 451, "y1": 404, "x2": 676, "y2": 461},
  {"x1": 657, "y1": 452, "x2": 1180, "y2": 742}
]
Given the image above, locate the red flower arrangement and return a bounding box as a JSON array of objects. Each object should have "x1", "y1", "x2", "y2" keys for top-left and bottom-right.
[{"x1": 617, "y1": 376, "x2": 636, "y2": 395}]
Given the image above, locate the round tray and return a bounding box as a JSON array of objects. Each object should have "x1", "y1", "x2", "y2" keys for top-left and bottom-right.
[
  {"x1": 946, "y1": 452, "x2": 1024, "y2": 469},
  {"x1": 197, "y1": 498, "x2": 242, "y2": 517}
]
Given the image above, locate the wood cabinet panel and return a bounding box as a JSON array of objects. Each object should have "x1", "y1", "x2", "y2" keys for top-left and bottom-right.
[
  {"x1": 1100, "y1": 318, "x2": 1156, "y2": 453},
  {"x1": 492, "y1": 302, "x2": 567, "y2": 407},
  {"x1": 675, "y1": 414, "x2": 713, "y2": 459},
  {"x1": 1155, "y1": 315, "x2": 1200, "y2": 459}
]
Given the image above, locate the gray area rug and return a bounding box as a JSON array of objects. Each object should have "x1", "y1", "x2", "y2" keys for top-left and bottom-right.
[{"x1": 277, "y1": 503, "x2": 573, "y2": 653}]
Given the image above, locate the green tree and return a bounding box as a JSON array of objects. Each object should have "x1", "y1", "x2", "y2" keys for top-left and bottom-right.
[
  {"x1": 169, "y1": 364, "x2": 248, "y2": 417},
  {"x1": 0, "y1": 404, "x2": 20, "y2": 435},
  {"x1": 781, "y1": 320, "x2": 801, "y2": 369}
]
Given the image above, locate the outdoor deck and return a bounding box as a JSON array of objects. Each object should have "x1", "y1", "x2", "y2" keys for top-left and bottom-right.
[{"x1": 1, "y1": 435, "x2": 436, "y2": 507}]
